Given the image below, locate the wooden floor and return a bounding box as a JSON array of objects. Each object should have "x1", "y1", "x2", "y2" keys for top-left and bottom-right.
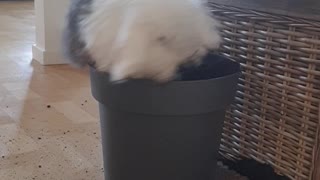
[
  {"x1": 0, "y1": 1, "x2": 104, "y2": 180},
  {"x1": 0, "y1": 1, "x2": 246, "y2": 180}
]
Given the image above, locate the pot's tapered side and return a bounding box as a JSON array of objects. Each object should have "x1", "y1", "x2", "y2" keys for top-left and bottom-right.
[{"x1": 90, "y1": 54, "x2": 241, "y2": 180}]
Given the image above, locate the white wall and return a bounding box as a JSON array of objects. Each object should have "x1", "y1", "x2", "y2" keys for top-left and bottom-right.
[{"x1": 32, "y1": 0, "x2": 70, "y2": 65}]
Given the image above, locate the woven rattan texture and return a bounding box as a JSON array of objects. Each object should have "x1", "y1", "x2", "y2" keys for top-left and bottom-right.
[{"x1": 210, "y1": 3, "x2": 320, "y2": 180}]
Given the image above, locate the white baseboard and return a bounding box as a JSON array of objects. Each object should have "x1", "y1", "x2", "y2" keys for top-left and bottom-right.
[{"x1": 32, "y1": 44, "x2": 67, "y2": 65}]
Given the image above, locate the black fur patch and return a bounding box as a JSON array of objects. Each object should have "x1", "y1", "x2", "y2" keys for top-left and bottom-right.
[{"x1": 63, "y1": 0, "x2": 94, "y2": 67}]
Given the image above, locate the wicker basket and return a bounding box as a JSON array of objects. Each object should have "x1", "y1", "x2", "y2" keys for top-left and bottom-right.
[{"x1": 209, "y1": 3, "x2": 320, "y2": 180}]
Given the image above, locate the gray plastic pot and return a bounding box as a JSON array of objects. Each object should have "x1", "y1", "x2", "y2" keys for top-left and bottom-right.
[{"x1": 90, "y1": 54, "x2": 241, "y2": 180}]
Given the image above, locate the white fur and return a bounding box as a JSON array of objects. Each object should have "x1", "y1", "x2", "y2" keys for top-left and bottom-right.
[{"x1": 80, "y1": 0, "x2": 221, "y2": 82}]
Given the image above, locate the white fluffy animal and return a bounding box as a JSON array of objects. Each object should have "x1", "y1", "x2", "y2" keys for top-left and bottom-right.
[{"x1": 63, "y1": 0, "x2": 221, "y2": 82}]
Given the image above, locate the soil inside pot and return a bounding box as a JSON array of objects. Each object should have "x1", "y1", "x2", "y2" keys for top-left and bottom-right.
[{"x1": 177, "y1": 54, "x2": 241, "y2": 81}]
